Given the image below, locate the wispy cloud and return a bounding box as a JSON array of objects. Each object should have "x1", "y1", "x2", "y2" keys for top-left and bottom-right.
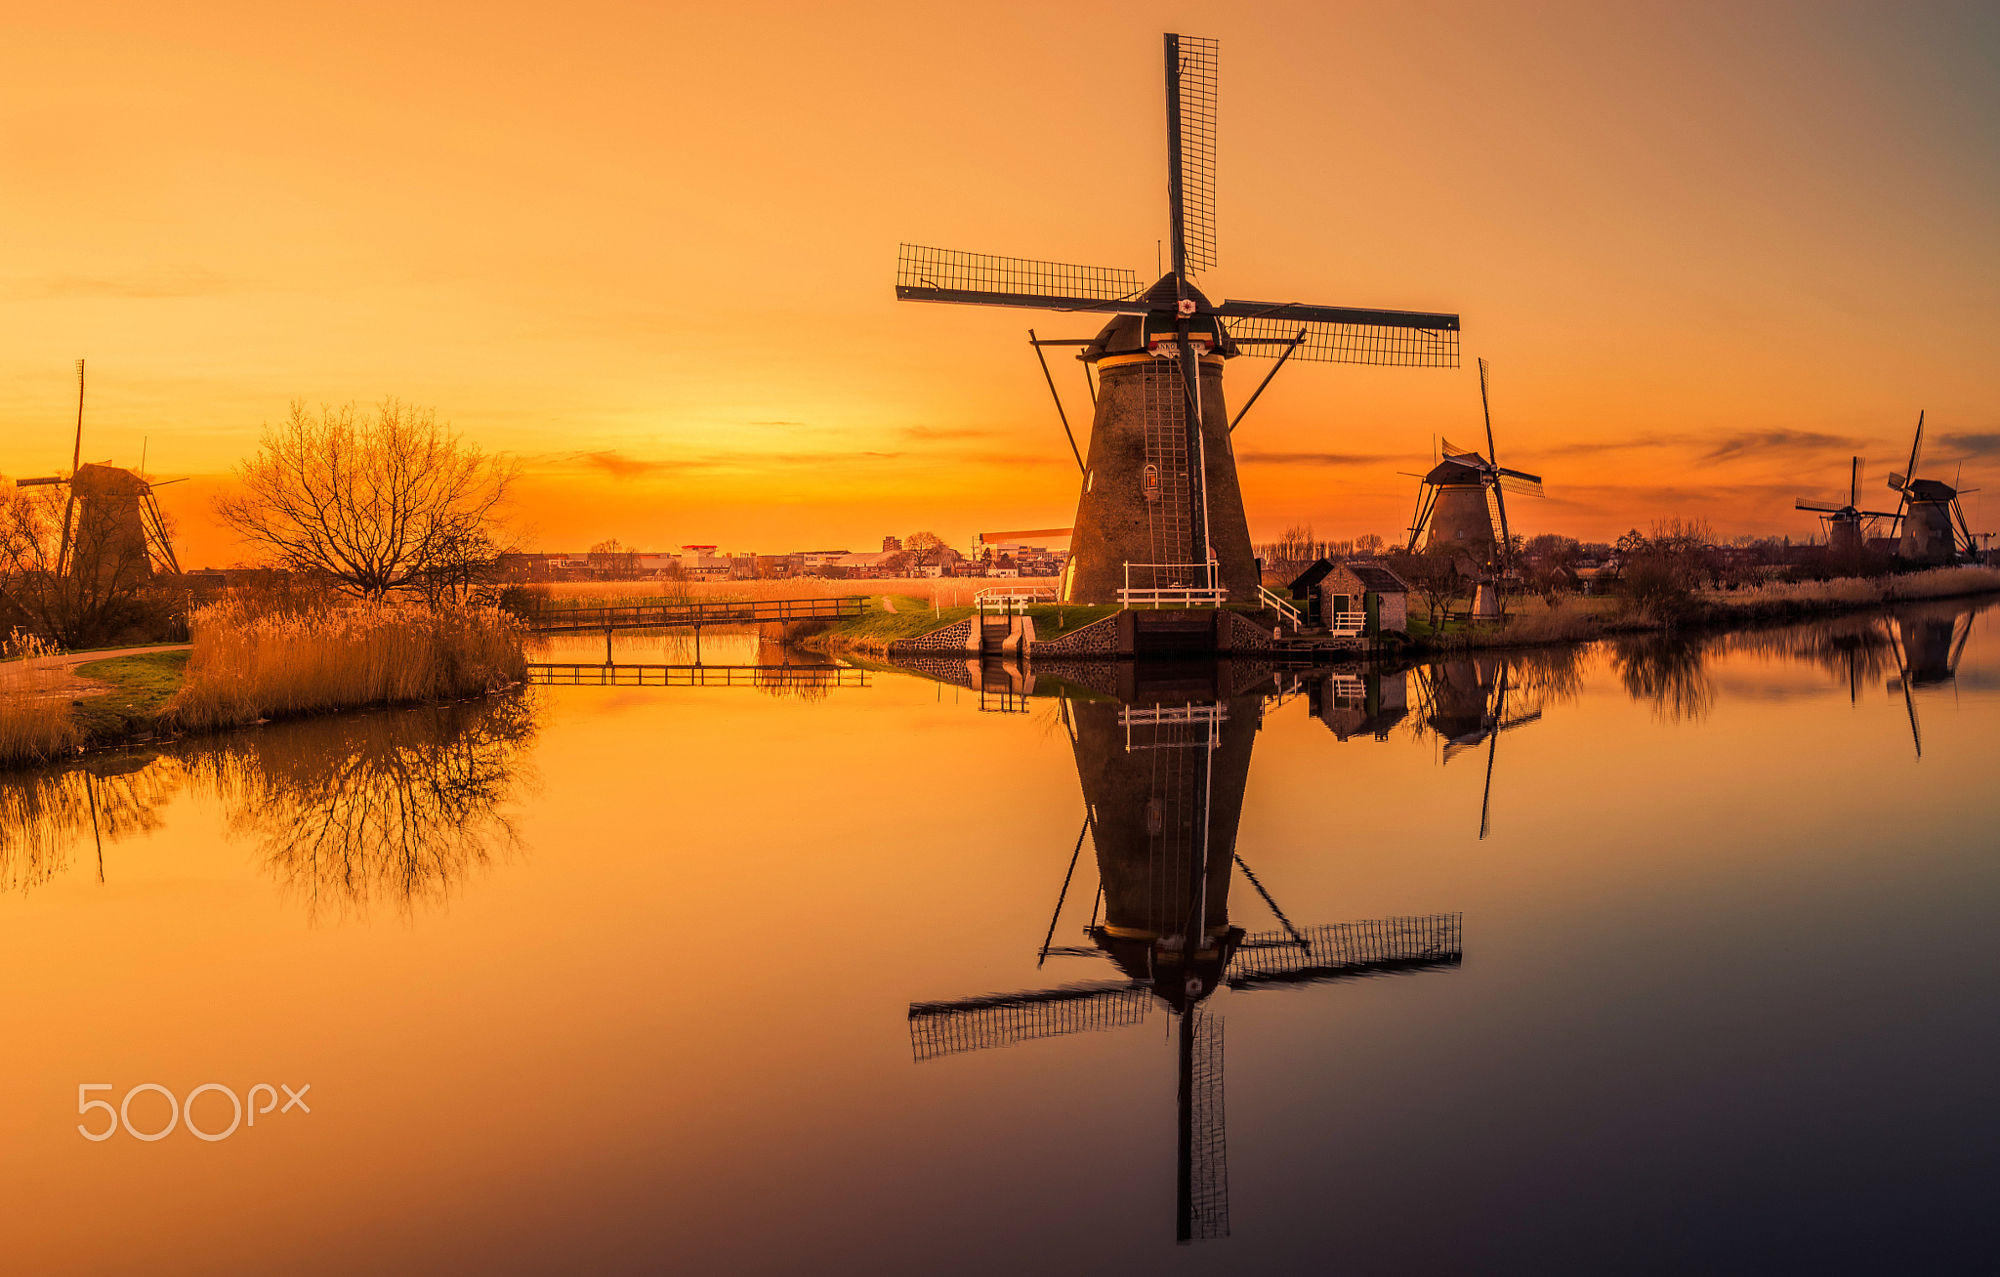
[
  {"x1": 1236, "y1": 450, "x2": 1400, "y2": 467},
  {"x1": 572, "y1": 449, "x2": 680, "y2": 479},
  {"x1": 1, "y1": 269, "x2": 233, "y2": 301},
  {"x1": 1700, "y1": 429, "x2": 1858, "y2": 463},
  {"x1": 1940, "y1": 432, "x2": 2000, "y2": 462}
]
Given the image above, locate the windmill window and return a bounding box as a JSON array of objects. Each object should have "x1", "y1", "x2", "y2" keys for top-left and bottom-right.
[{"x1": 1143, "y1": 464, "x2": 1159, "y2": 500}]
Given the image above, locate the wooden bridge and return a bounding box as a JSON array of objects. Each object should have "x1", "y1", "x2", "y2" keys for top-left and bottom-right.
[
  {"x1": 522, "y1": 595, "x2": 867, "y2": 634},
  {"x1": 526, "y1": 662, "x2": 868, "y2": 689}
]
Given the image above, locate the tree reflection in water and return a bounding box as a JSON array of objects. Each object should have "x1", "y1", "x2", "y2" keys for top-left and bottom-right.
[
  {"x1": 187, "y1": 696, "x2": 537, "y2": 921},
  {"x1": 0, "y1": 694, "x2": 537, "y2": 919},
  {"x1": 1610, "y1": 634, "x2": 1716, "y2": 723},
  {"x1": 0, "y1": 753, "x2": 183, "y2": 891}
]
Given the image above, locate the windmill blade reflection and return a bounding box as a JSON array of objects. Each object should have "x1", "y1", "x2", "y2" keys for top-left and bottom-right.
[
  {"x1": 908, "y1": 982, "x2": 1152, "y2": 1063},
  {"x1": 1225, "y1": 914, "x2": 1463, "y2": 990}
]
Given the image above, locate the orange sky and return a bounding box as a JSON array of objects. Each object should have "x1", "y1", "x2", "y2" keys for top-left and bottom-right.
[{"x1": 2, "y1": 0, "x2": 1995, "y2": 566}]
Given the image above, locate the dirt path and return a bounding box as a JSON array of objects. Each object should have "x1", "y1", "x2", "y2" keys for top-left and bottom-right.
[
  {"x1": 879, "y1": 596, "x2": 897, "y2": 612},
  {"x1": 13, "y1": 644, "x2": 191, "y2": 695}
]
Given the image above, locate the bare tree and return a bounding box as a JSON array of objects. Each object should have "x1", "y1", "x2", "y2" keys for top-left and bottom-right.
[
  {"x1": 0, "y1": 483, "x2": 149, "y2": 646},
  {"x1": 217, "y1": 400, "x2": 514, "y2": 601},
  {"x1": 903, "y1": 531, "x2": 949, "y2": 575}
]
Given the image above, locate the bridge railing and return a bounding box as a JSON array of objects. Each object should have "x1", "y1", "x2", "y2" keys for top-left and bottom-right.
[
  {"x1": 522, "y1": 595, "x2": 867, "y2": 632},
  {"x1": 974, "y1": 586, "x2": 1055, "y2": 614},
  {"x1": 526, "y1": 662, "x2": 868, "y2": 688}
]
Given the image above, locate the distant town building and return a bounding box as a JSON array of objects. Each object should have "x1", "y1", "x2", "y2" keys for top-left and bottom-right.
[{"x1": 882, "y1": 535, "x2": 902, "y2": 552}]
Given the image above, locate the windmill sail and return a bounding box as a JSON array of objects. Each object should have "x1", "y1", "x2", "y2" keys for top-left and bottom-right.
[
  {"x1": 1166, "y1": 34, "x2": 1219, "y2": 274},
  {"x1": 895, "y1": 245, "x2": 1146, "y2": 313},
  {"x1": 1220, "y1": 302, "x2": 1460, "y2": 367},
  {"x1": 1224, "y1": 913, "x2": 1463, "y2": 988},
  {"x1": 1179, "y1": 1007, "x2": 1228, "y2": 1242},
  {"x1": 907, "y1": 982, "x2": 1151, "y2": 1062}
]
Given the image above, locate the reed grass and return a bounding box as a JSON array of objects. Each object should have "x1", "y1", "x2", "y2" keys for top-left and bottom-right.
[
  {"x1": 1701, "y1": 565, "x2": 2000, "y2": 620},
  {"x1": 168, "y1": 599, "x2": 527, "y2": 732},
  {"x1": 0, "y1": 632, "x2": 83, "y2": 768}
]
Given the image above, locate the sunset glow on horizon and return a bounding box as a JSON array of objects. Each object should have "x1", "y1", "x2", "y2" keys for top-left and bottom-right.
[{"x1": 4, "y1": 0, "x2": 1994, "y2": 566}]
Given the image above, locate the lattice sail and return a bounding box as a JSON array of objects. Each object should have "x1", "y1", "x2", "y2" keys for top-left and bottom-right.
[
  {"x1": 1224, "y1": 314, "x2": 1460, "y2": 368},
  {"x1": 1226, "y1": 913, "x2": 1463, "y2": 987},
  {"x1": 1187, "y1": 1008, "x2": 1229, "y2": 1241},
  {"x1": 907, "y1": 983, "x2": 1150, "y2": 1062},
  {"x1": 895, "y1": 244, "x2": 1144, "y2": 312},
  {"x1": 1169, "y1": 34, "x2": 1219, "y2": 273}
]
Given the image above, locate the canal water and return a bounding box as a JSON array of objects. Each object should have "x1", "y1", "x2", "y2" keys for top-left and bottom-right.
[{"x1": 4, "y1": 599, "x2": 1997, "y2": 1272}]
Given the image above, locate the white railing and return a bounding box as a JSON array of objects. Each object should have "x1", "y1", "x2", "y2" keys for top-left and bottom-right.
[
  {"x1": 1119, "y1": 703, "x2": 1228, "y2": 753},
  {"x1": 1326, "y1": 673, "x2": 1365, "y2": 702},
  {"x1": 1258, "y1": 585, "x2": 1304, "y2": 629},
  {"x1": 1329, "y1": 609, "x2": 1366, "y2": 637},
  {"x1": 1118, "y1": 561, "x2": 1227, "y2": 608},
  {"x1": 974, "y1": 586, "x2": 1054, "y2": 614}
]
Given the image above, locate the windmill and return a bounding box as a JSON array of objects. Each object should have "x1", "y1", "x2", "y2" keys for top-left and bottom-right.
[
  {"x1": 1884, "y1": 412, "x2": 1979, "y2": 564},
  {"x1": 895, "y1": 33, "x2": 1460, "y2": 608},
  {"x1": 908, "y1": 690, "x2": 1461, "y2": 1243},
  {"x1": 1414, "y1": 658, "x2": 1543, "y2": 839},
  {"x1": 13, "y1": 361, "x2": 182, "y2": 580},
  {"x1": 1795, "y1": 456, "x2": 1900, "y2": 556},
  {"x1": 1404, "y1": 359, "x2": 1544, "y2": 614}
]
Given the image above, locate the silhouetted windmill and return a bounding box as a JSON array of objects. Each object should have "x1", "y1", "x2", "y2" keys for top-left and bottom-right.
[
  {"x1": 896, "y1": 33, "x2": 1460, "y2": 607},
  {"x1": 1405, "y1": 359, "x2": 1544, "y2": 573},
  {"x1": 14, "y1": 361, "x2": 182, "y2": 579},
  {"x1": 1796, "y1": 456, "x2": 1900, "y2": 555},
  {"x1": 907, "y1": 693, "x2": 1461, "y2": 1243},
  {"x1": 1884, "y1": 412, "x2": 1979, "y2": 564}
]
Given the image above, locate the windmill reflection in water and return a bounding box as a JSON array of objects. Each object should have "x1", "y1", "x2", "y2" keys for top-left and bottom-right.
[{"x1": 907, "y1": 684, "x2": 1461, "y2": 1244}]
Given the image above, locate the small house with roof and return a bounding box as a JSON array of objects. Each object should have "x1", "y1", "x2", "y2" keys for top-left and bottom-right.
[{"x1": 1286, "y1": 559, "x2": 1410, "y2": 636}]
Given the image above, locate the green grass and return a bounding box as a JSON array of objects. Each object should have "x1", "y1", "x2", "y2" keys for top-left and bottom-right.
[{"x1": 69, "y1": 651, "x2": 189, "y2": 743}]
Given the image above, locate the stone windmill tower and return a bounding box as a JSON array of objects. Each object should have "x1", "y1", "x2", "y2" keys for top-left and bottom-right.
[
  {"x1": 1405, "y1": 359, "x2": 1544, "y2": 565},
  {"x1": 896, "y1": 33, "x2": 1460, "y2": 606},
  {"x1": 14, "y1": 361, "x2": 181, "y2": 585},
  {"x1": 1795, "y1": 456, "x2": 1899, "y2": 555},
  {"x1": 1884, "y1": 412, "x2": 1979, "y2": 564}
]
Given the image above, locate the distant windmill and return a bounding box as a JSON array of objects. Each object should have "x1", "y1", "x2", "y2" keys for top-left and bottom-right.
[
  {"x1": 896, "y1": 33, "x2": 1460, "y2": 607},
  {"x1": 1795, "y1": 456, "x2": 1899, "y2": 555},
  {"x1": 1884, "y1": 412, "x2": 1979, "y2": 564},
  {"x1": 1404, "y1": 359, "x2": 1544, "y2": 612},
  {"x1": 14, "y1": 361, "x2": 182, "y2": 579},
  {"x1": 907, "y1": 693, "x2": 1462, "y2": 1244}
]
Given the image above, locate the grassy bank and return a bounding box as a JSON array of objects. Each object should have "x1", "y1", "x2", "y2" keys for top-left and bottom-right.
[
  {"x1": 71, "y1": 651, "x2": 190, "y2": 743},
  {"x1": 792, "y1": 596, "x2": 1119, "y2": 655},
  {"x1": 1, "y1": 602, "x2": 528, "y2": 771},
  {"x1": 1402, "y1": 565, "x2": 2000, "y2": 654}
]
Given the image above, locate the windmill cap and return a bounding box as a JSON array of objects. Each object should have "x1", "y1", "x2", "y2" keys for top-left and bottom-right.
[
  {"x1": 1423, "y1": 454, "x2": 1491, "y2": 485},
  {"x1": 1082, "y1": 274, "x2": 1235, "y2": 361}
]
